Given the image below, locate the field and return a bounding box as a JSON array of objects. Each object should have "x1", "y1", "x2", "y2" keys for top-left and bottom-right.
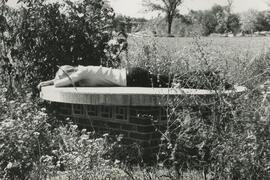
[
  {"x1": 127, "y1": 36, "x2": 270, "y2": 87},
  {"x1": 129, "y1": 36, "x2": 270, "y2": 55}
]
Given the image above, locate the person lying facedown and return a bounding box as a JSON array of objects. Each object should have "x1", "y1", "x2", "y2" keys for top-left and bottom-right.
[{"x1": 38, "y1": 65, "x2": 234, "y2": 90}]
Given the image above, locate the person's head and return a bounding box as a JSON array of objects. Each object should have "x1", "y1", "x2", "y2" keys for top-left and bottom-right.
[{"x1": 55, "y1": 65, "x2": 77, "y2": 80}]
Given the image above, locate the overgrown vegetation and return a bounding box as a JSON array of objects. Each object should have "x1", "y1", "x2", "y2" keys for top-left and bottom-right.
[
  {"x1": 1, "y1": 0, "x2": 270, "y2": 179},
  {"x1": 1, "y1": 0, "x2": 127, "y2": 96}
]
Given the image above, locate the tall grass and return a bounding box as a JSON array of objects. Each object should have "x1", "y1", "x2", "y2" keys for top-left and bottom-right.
[{"x1": 124, "y1": 35, "x2": 270, "y2": 179}]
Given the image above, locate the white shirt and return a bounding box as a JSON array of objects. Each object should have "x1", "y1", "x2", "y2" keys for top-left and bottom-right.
[{"x1": 54, "y1": 65, "x2": 127, "y2": 87}]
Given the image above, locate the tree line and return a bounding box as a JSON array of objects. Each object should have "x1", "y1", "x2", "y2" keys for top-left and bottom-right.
[{"x1": 119, "y1": 0, "x2": 270, "y2": 37}]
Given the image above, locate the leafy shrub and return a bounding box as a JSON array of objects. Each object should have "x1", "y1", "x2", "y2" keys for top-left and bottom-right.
[{"x1": 0, "y1": 0, "x2": 128, "y2": 96}]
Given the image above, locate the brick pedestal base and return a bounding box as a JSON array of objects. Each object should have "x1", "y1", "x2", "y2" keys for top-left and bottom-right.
[
  {"x1": 42, "y1": 86, "x2": 246, "y2": 158},
  {"x1": 56, "y1": 103, "x2": 168, "y2": 157}
]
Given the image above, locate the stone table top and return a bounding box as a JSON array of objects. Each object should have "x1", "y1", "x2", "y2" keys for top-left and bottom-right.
[{"x1": 40, "y1": 86, "x2": 247, "y2": 106}]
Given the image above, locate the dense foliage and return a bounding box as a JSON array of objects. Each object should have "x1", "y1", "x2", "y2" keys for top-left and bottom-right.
[
  {"x1": 1, "y1": 0, "x2": 128, "y2": 95},
  {"x1": 140, "y1": 4, "x2": 270, "y2": 36}
]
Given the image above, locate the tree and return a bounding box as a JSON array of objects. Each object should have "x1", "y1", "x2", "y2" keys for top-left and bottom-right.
[
  {"x1": 210, "y1": 3, "x2": 240, "y2": 34},
  {"x1": 201, "y1": 11, "x2": 218, "y2": 36},
  {"x1": 240, "y1": 9, "x2": 260, "y2": 33},
  {"x1": 211, "y1": 4, "x2": 227, "y2": 33},
  {"x1": 143, "y1": 0, "x2": 183, "y2": 36},
  {"x1": 227, "y1": 14, "x2": 240, "y2": 34},
  {"x1": 255, "y1": 12, "x2": 270, "y2": 31},
  {"x1": 188, "y1": 10, "x2": 217, "y2": 36},
  {"x1": 225, "y1": 0, "x2": 233, "y2": 15}
]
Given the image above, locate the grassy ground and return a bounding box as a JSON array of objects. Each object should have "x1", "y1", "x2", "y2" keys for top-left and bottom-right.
[{"x1": 128, "y1": 36, "x2": 270, "y2": 56}]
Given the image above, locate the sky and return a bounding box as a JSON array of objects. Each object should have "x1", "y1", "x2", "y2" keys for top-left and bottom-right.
[{"x1": 6, "y1": 0, "x2": 270, "y2": 19}]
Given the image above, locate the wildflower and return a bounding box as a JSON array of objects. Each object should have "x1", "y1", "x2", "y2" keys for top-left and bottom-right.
[
  {"x1": 17, "y1": 140, "x2": 24, "y2": 144},
  {"x1": 71, "y1": 125, "x2": 78, "y2": 130},
  {"x1": 114, "y1": 159, "x2": 120, "y2": 164},
  {"x1": 77, "y1": 13, "x2": 84, "y2": 18},
  {"x1": 26, "y1": 92, "x2": 32, "y2": 99},
  {"x1": 69, "y1": 35, "x2": 75, "y2": 39},
  {"x1": 3, "y1": 31, "x2": 10, "y2": 38},
  {"x1": 108, "y1": 39, "x2": 118, "y2": 46},
  {"x1": 2, "y1": 87, "x2": 7, "y2": 92},
  {"x1": 117, "y1": 134, "x2": 123, "y2": 141},
  {"x1": 1, "y1": 97, "x2": 6, "y2": 103},
  {"x1": 41, "y1": 107, "x2": 46, "y2": 112},
  {"x1": 6, "y1": 162, "x2": 13, "y2": 169},
  {"x1": 80, "y1": 134, "x2": 89, "y2": 140},
  {"x1": 33, "y1": 132, "x2": 40, "y2": 138},
  {"x1": 56, "y1": 161, "x2": 61, "y2": 167},
  {"x1": 95, "y1": 138, "x2": 104, "y2": 144},
  {"x1": 40, "y1": 155, "x2": 53, "y2": 163},
  {"x1": 38, "y1": 111, "x2": 47, "y2": 116},
  {"x1": 26, "y1": 112, "x2": 32, "y2": 118},
  {"x1": 3, "y1": 120, "x2": 15, "y2": 128},
  {"x1": 20, "y1": 103, "x2": 27, "y2": 108},
  {"x1": 167, "y1": 143, "x2": 172, "y2": 149},
  {"x1": 81, "y1": 129, "x2": 87, "y2": 134},
  {"x1": 75, "y1": 157, "x2": 82, "y2": 164},
  {"x1": 86, "y1": 139, "x2": 93, "y2": 143}
]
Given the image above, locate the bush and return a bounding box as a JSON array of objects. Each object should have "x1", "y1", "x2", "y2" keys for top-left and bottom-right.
[
  {"x1": 18, "y1": 0, "x2": 113, "y2": 92},
  {"x1": 0, "y1": 0, "x2": 128, "y2": 96}
]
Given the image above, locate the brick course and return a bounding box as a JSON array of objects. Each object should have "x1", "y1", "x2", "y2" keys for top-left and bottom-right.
[
  {"x1": 56, "y1": 103, "x2": 167, "y2": 157},
  {"x1": 55, "y1": 102, "x2": 214, "y2": 159}
]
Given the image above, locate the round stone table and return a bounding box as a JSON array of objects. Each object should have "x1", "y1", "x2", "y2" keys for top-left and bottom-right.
[{"x1": 41, "y1": 86, "x2": 246, "y2": 158}]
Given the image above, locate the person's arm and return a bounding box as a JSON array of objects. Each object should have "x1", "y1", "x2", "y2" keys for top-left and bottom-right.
[
  {"x1": 54, "y1": 70, "x2": 84, "y2": 87},
  {"x1": 37, "y1": 79, "x2": 54, "y2": 90}
]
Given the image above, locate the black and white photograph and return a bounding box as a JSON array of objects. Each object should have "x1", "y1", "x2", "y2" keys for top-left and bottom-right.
[{"x1": 1, "y1": 0, "x2": 270, "y2": 179}]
